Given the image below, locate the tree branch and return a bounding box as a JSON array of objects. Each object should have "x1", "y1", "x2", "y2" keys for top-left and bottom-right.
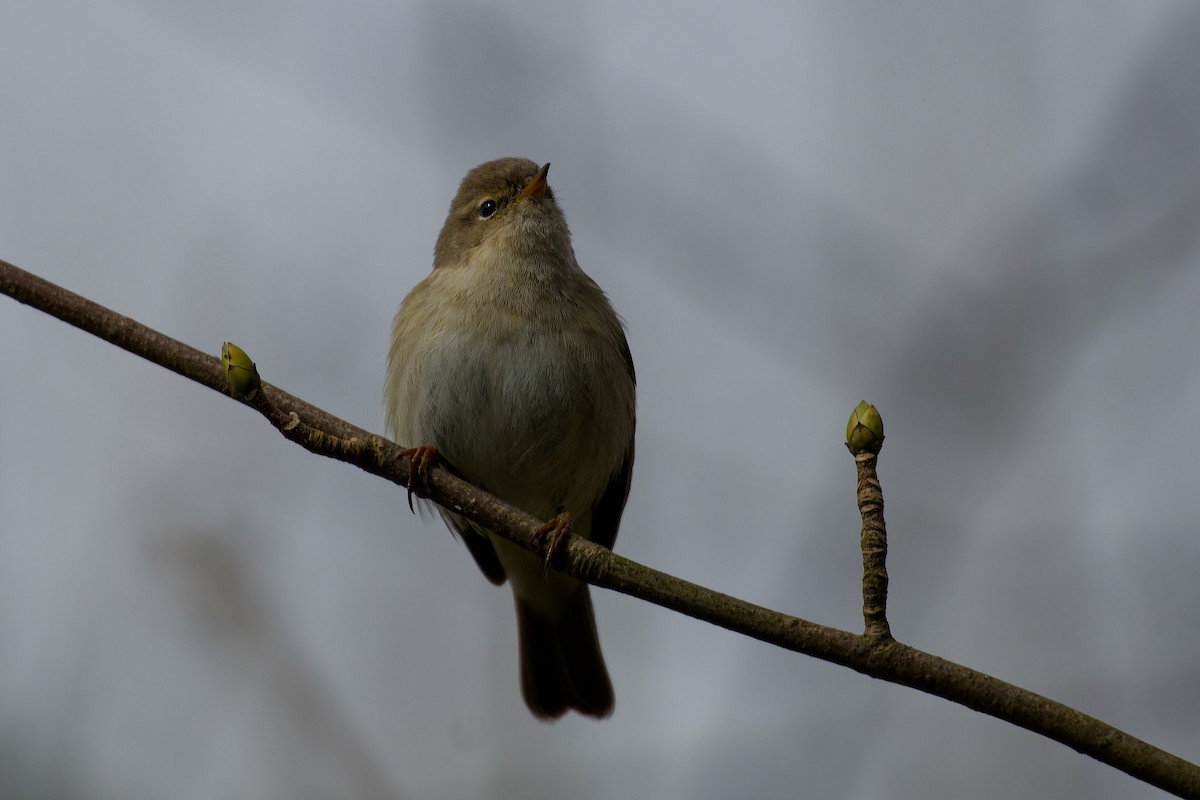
[{"x1": 2, "y1": 257, "x2": 1197, "y2": 799}]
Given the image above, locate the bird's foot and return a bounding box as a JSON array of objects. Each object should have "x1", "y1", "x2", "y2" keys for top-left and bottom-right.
[
  {"x1": 537, "y1": 510, "x2": 574, "y2": 576},
  {"x1": 399, "y1": 444, "x2": 440, "y2": 513}
]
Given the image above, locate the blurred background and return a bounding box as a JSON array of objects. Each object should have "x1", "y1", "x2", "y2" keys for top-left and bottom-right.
[{"x1": 2, "y1": 1, "x2": 1199, "y2": 798}]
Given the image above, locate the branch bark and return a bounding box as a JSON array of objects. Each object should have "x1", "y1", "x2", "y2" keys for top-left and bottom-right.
[{"x1": 2, "y1": 257, "x2": 1197, "y2": 799}]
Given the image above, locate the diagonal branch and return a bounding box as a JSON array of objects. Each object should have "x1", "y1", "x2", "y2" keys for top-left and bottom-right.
[{"x1": 2, "y1": 257, "x2": 1197, "y2": 799}]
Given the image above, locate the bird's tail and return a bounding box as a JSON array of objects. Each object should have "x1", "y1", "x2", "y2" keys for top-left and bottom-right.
[{"x1": 516, "y1": 584, "x2": 614, "y2": 720}]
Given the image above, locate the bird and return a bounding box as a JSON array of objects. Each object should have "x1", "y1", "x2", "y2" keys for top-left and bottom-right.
[{"x1": 384, "y1": 158, "x2": 636, "y2": 719}]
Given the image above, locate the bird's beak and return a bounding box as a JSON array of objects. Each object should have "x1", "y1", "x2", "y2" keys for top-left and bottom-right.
[{"x1": 515, "y1": 163, "x2": 550, "y2": 203}]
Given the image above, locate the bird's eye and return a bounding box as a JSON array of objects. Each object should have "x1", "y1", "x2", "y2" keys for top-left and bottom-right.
[{"x1": 478, "y1": 199, "x2": 498, "y2": 219}]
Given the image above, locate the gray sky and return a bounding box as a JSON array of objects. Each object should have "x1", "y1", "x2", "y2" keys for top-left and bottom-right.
[{"x1": 2, "y1": 1, "x2": 1199, "y2": 798}]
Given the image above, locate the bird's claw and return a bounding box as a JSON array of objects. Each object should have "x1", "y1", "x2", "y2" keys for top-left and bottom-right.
[
  {"x1": 537, "y1": 510, "x2": 574, "y2": 577},
  {"x1": 400, "y1": 444, "x2": 440, "y2": 513}
]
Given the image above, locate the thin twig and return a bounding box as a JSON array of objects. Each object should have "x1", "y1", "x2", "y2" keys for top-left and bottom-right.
[
  {"x1": 855, "y1": 452, "x2": 891, "y2": 641},
  {"x1": 2, "y1": 257, "x2": 1197, "y2": 799}
]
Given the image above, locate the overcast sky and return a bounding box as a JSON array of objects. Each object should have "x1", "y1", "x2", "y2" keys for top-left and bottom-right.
[{"x1": 2, "y1": 2, "x2": 1199, "y2": 798}]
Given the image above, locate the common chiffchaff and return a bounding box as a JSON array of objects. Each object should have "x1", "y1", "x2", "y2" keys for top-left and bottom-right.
[{"x1": 385, "y1": 158, "x2": 636, "y2": 719}]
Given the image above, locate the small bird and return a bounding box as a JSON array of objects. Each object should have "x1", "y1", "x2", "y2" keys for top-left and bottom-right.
[{"x1": 385, "y1": 158, "x2": 636, "y2": 719}]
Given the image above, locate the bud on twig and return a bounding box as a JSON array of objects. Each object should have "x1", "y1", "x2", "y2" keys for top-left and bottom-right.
[
  {"x1": 846, "y1": 400, "x2": 885, "y2": 455},
  {"x1": 221, "y1": 342, "x2": 261, "y2": 399}
]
